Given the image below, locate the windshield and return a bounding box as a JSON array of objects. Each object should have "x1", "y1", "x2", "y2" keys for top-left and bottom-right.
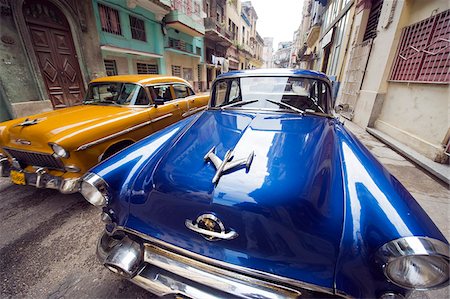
[
  {"x1": 83, "y1": 82, "x2": 148, "y2": 106},
  {"x1": 211, "y1": 76, "x2": 330, "y2": 114}
]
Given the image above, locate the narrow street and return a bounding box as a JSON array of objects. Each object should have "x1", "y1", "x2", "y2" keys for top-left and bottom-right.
[{"x1": 0, "y1": 120, "x2": 448, "y2": 299}]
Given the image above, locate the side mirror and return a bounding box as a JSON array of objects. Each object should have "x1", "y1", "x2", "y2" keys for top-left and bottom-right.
[
  {"x1": 154, "y1": 98, "x2": 165, "y2": 106},
  {"x1": 334, "y1": 104, "x2": 343, "y2": 113}
]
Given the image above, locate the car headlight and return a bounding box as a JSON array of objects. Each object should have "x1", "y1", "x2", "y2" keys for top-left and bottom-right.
[
  {"x1": 377, "y1": 236, "x2": 449, "y2": 290},
  {"x1": 80, "y1": 172, "x2": 109, "y2": 207},
  {"x1": 49, "y1": 143, "x2": 69, "y2": 158}
]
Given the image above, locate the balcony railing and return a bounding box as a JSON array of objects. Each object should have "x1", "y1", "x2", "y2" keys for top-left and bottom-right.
[{"x1": 204, "y1": 17, "x2": 232, "y2": 39}]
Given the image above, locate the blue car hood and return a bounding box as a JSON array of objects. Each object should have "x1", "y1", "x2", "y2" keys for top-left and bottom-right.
[{"x1": 126, "y1": 110, "x2": 344, "y2": 289}]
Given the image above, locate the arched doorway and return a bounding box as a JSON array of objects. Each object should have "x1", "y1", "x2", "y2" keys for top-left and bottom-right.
[{"x1": 23, "y1": 0, "x2": 84, "y2": 108}]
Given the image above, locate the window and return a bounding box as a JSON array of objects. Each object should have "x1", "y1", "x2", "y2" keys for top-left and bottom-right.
[
  {"x1": 214, "y1": 81, "x2": 228, "y2": 106},
  {"x1": 152, "y1": 85, "x2": 173, "y2": 102},
  {"x1": 84, "y1": 83, "x2": 145, "y2": 106},
  {"x1": 211, "y1": 77, "x2": 329, "y2": 113},
  {"x1": 130, "y1": 15, "x2": 146, "y2": 41},
  {"x1": 168, "y1": 38, "x2": 194, "y2": 53},
  {"x1": 137, "y1": 63, "x2": 158, "y2": 74},
  {"x1": 98, "y1": 4, "x2": 121, "y2": 35},
  {"x1": 363, "y1": 0, "x2": 383, "y2": 41},
  {"x1": 104, "y1": 60, "x2": 117, "y2": 76},
  {"x1": 173, "y1": 84, "x2": 190, "y2": 99},
  {"x1": 134, "y1": 87, "x2": 149, "y2": 105},
  {"x1": 183, "y1": 68, "x2": 193, "y2": 81},
  {"x1": 390, "y1": 9, "x2": 450, "y2": 83},
  {"x1": 172, "y1": 65, "x2": 181, "y2": 77}
]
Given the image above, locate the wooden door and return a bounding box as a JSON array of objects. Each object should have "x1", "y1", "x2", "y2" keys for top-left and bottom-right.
[{"x1": 23, "y1": 0, "x2": 84, "y2": 108}]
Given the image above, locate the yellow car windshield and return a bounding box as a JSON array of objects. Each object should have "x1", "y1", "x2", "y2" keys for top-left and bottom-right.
[{"x1": 83, "y1": 82, "x2": 143, "y2": 106}]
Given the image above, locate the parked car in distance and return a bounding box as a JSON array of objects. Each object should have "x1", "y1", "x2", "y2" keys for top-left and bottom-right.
[
  {"x1": 0, "y1": 75, "x2": 208, "y2": 193},
  {"x1": 81, "y1": 69, "x2": 449, "y2": 298}
]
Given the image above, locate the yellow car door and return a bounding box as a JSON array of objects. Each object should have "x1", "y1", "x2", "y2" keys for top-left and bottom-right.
[
  {"x1": 172, "y1": 83, "x2": 208, "y2": 118},
  {"x1": 148, "y1": 84, "x2": 182, "y2": 131}
]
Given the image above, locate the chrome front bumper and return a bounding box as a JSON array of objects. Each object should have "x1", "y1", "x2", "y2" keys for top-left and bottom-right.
[
  {"x1": 0, "y1": 156, "x2": 79, "y2": 193},
  {"x1": 97, "y1": 230, "x2": 342, "y2": 299}
]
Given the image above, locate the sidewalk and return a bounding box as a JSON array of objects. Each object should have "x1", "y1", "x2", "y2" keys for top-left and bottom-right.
[{"x1": 345, "y1": 120, "x2": 449, "y2": 299}]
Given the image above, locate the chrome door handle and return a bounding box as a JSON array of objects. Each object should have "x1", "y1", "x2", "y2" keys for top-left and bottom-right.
[{"x1": 185, "y1": 219, "x2": 238, "y2": 240}]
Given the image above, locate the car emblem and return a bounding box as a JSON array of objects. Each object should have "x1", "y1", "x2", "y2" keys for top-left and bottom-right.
[
  {"x1": 14, "y1": 118, "x2": 43, "y2": 127},
  {"x1": 204, "y1": 146, "x2": 254, "y2": 184},
  {"x1": 15, "y1": 139, "x2": 31, "y2": 145},
  {"x1": 185, "y1": 214, "x2": 238, "y2": 241}
]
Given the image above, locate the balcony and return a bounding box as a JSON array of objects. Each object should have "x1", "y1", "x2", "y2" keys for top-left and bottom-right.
[
  {"x1": 204, "y1": 17, "x2": 232, "y2": 47},
  {"x1": 306, "y1": 25, "x2": 321, "y2": 48},
  {"x1": 165, "y1": 1, "x2": 205, "y2": 37},
  {"x1": 165, "y1": 37, "x2": 201, "y2": 57}
]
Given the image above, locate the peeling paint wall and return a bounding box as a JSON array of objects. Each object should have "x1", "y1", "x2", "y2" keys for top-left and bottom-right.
[{"x1": 0, "y1": 1, "x2": 40, "y2": 106}]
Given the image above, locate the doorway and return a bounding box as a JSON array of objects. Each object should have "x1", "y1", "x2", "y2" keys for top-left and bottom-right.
[{"x1": 23, "y1": 0, "x2": 84, "y2": 108}]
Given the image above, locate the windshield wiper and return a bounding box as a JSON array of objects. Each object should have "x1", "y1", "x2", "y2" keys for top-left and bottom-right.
[
  {"x1": 265, "y1": 99, "x2": 305, "y2": 114},
  {"x1": 219, "y1": 99, "x2": 259, "y2": 109}
]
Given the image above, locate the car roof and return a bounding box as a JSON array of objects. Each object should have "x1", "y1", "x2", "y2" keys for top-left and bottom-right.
[
  {"x1": 216, "y1": 68, "x2": 330, "y2": 82},
  {"x1": 90, "y1": 75, "x2": 191, "y2": 86}
]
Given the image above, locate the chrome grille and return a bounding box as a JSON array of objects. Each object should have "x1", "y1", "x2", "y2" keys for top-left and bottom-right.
[{"x1": 3, "y1": 147, "x2": 64, "y2": 170}]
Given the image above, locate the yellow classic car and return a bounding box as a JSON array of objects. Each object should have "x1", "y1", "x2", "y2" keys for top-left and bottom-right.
[{"x1": 0, "y1": 75, "x2": 209, "y2": 193}]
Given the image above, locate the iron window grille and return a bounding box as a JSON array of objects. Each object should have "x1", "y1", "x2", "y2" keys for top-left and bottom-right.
[
  {"x1": 130, "y1": 15, "x2": 146, "y2": 42},
  {"x1": 390, "y1": 9, "x2": 450, "y2": 83},
  {"x1": 104, "y1": 60, "x2": 118, "y2": 76},
  {"x1": 137, "y1": 63, "x2": 159, "y2": 74},
  {"x1": 363, "y1": 0, "x2": 383, "y2": 41},
  {"x1": 172, "y1": 65, "x2": 181, "y2": 77},
  {"x1": 168, "y1": 38, "x2": 194, "y2": 54},
  {"x1": 98, "y1": 4, "x2": 121, "y2": 35}
]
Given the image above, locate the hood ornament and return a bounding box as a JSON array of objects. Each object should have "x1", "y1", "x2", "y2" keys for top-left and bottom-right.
[
  {"x1": 15, "y1": 139, "x2": 31, "y2": 145},
  {"x1": 204, "y1": 146, "x2": 254, "y2": 184},
  {"x1": 14, "y1": 118, "x2": 43, "y2": 127}
]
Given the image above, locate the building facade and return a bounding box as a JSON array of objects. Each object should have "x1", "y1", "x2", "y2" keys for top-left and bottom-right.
[
  {"x1": 337, "y1": 0, "x2": 449, "y2": 163},
  {"x1": 0, "y1": 0, "x2": 105, "y2": 121},
  {"x1": 93, "y1": 0, "x2": 171, "y2": 77},
  {"x1": 0, "y1": 0, "x2": 264, "y2": 121},
  {"x1": 164, "y1": 0, "x2": 205, "y2": 90},
  {"x1": 273, "y1": 41, "x2": 293, "y2": 68},
  {"x1": 262, "y1": 37, "x2": 274, "y2": 68}
]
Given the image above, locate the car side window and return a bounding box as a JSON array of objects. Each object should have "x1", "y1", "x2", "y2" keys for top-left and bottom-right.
[
  {"x1": 173, "y1": 84, "x2": 189, "y2": 99},
  {"x1": 134, "y1": 87, "x2": 149, "y2": 105},
  {"x1": 228, "y1": 80, "x2": 240, "y2": 102},
  {"x1": 151, "y1": 85, "x2": 173, "y2": 102},
  {"x1": 214, "y1": 81, "x2": 228, "y2": 106}
]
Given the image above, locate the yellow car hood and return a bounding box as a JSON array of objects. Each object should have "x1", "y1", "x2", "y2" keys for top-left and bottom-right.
[{"x1": 0, "y1": 105, "x2": 149, "y2": 153}]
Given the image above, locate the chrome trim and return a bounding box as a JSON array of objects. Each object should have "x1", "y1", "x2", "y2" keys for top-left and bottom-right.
[
  {"x1": 204, "y1": 146, "x2": 254, "y2": 184},
  {"x1": 0, "y1": 157, "x2": 9, "y2": 177},
  {"x1": 3, "y1": 146, "x2": 65, "y2": 170},
  {"x1": 111, "y1": 226, "x2": 341, "y2": 297},
  {"x1": 49, "y1": 142, "x2": 70, "y2": 158},
  {"x1": 75, "y1": 114, "x2": 173, "y2": 152},
  {"x1": 380, "y1": 292, "x2": 405, "y2": 299},
  {"x1": 103, "y1": 236, "x2": 143, "y2": 278},
  {"x1": 34, "y1": 167, "x2": 46, "y2": 188},
  {"x1": 182, "y1": 106, "x2": 207, "y2": 118},
  {"x1": 64, "y1": 165, "x2": 81, "y2": 173},
  {"x1": 80, "y1": 172, "x2": 110, "y2": 207},
  {"x1": 98, "y1": 232, "x2": 303, "y2": 299},
  {"x1": 185, "y1": 213, "x2": 238, "y2": 241},
  {"x1": 376, "y1": 236, "x2": 450, "y2": 290}
]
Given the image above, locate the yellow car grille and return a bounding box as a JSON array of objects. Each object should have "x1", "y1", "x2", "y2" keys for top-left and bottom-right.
[{"x1": 3, "y1": 147, "x2": 65, "y2": 170}]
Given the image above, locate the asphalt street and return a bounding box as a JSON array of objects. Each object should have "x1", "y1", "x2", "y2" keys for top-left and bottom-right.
[{"x1": 0, "y1": 121, "x2": 448, "y2": 298}]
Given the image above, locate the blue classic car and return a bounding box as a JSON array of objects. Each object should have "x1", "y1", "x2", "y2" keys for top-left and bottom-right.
[{"x1": 80, "y1": 69, "x2": 449, "y2": 298}]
